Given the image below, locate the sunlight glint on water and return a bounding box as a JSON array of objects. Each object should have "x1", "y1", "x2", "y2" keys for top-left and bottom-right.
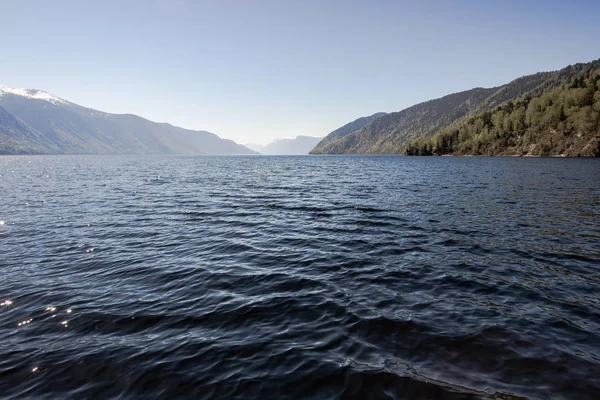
[{"x1": 0, "y1": 155, "x2": 599, "y2": 399}]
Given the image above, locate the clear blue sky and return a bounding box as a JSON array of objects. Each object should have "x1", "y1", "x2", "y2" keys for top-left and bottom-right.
[{"x1": 1, "y1": 0, "x2": 599, "y2": 145}]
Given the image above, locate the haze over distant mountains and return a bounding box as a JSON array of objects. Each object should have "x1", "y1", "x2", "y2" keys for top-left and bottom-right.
[
  {"x1": 247, "y1": 136, "x2": 324, "y2": 155},
  {"x1": 0, "y1": 87, "x2": 257, "y2": 155},
  {"x1": 3, "y1": 57, "x2": 598, "y2": 157}
]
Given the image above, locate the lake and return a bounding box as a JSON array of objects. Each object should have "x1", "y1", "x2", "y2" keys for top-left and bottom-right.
[{"x1": 1, "y1": 155, "x2": 599, "y2": 399}]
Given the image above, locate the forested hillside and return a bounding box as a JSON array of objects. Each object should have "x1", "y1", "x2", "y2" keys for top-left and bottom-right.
[
  {"x1": 406, "y1": 60, "x2": 600, "y2": 156},
  {"x1": 310, "y1": 112, "x2": 385, "y2": 153},
  {"x1": 313, "y1": 59, "x2": 600, "y2": 155},
  {"x1": 310, "y1": 71, "x2": 556, "y2": 154}
]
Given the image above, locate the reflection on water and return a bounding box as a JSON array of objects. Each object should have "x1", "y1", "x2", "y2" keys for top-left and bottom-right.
[{"x1": 0, "y1": 155, "x2": 599, "y2": 399}]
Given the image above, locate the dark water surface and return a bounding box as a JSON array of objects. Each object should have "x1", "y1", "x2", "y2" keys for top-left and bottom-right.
[{"x1": 1, "y1": 155, "x2": 599, "y2": 399}]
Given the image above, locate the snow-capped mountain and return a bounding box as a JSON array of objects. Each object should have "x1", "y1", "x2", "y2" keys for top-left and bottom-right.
[
  {"x1": 0, "y1": 86, "x2": 70, "y2": 106},
  {"x1": 0, "y1": 86, "x2": 257, "y2": 155}
]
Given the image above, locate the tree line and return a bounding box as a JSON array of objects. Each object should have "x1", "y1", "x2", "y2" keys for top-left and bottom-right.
[{"x1": 406, "y1": 63, "x2": 600, "y2": 157}]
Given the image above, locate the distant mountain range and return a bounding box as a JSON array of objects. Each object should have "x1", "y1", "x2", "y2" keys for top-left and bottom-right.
[
  {"x1": 311, "y1": 58, "x2": 600, "y2": 156},
  {"x1": 244, "y1": 143, "x2": 267, "y2": 153},
  {"x1": 248, "y1": 136, "x2": 324, "y2": 155},
  {"x1": 0, "y1": 87, "x2": 257, "y2": 155},
  {"x1": 5, "y1": 57, "x2": 598, "y2": 157}
]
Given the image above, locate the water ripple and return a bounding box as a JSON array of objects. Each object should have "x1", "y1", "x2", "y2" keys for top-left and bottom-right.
[{"x1": 1, "y1": 155, "x2": 599, "y2": 399}]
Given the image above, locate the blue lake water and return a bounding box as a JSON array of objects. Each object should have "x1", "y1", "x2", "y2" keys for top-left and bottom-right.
[{"x1": 1, "y1": 155, "x2": 599, "y2": 399}]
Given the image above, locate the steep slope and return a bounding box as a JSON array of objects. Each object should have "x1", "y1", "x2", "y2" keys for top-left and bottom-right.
[
  {"x1": 310, "y1": 112, "x2": 385, "y2": 153},
  {"x1": 406, "y1": 59, "x2": 600, "y2": 157},
  {"x1": 0, "y1": 92, "x2": 117, "y2": 153},
  {"x1": 262, "y1": 135, "x2": 324, "y2": 155},
  {"x1": 312, "y1": 70, "x2": 559, "y2": 154},
  {"x1": 0, "y1": 87, "x2": 257, "y2": 155},
  {"x1": 0, "y1": 105, "x2": 58, "y2": 154}
]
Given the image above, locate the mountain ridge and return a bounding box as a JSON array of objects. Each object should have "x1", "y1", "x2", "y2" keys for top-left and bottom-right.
[
  {"x1": 310, "y1": 112, "x2": 386, "y2": 154},
  {"x1": 310, "y1": 65, "x2": 580, "y2": 154},
  {"x1": 0, "y1": 87, "x2": 257, "y2": 155},
  {"x1": 406, "y1": 59, "x2": 600, "y2": 157}
]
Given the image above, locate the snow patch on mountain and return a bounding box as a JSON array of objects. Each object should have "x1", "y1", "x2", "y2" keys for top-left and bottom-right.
[{"x1": 0, "y1": 86, "x2": 69, "y2": 105}]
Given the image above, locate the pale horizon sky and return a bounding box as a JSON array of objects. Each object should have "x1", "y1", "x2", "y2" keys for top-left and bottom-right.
[{"x1": 1, "y1": 0, "x2": 599, "y2": 145}]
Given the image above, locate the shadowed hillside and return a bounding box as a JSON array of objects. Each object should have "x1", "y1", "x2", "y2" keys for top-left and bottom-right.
[{"x1": 0, "y1": 88, "x2": 257, "y2": 155}]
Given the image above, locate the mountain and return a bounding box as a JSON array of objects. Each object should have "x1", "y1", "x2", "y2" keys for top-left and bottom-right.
[
  {"x1": 311, "y1": 68, "x2": 569, "y2": 154},
  {"x1": 406, "y1": 59, "x2": 600, "y2": 157},
  {"x1": 260, "y1": 135, "x2": 324, "y2": 155},
  {"x1": 0, "y1": 87, "x2": 257, "y2": 155},
  {"x1": 310, "y1": 112, "x2": 386, "y2": 153},
  {"x1": 0, "y1": 105, "x2": 59, "y2": 154}
]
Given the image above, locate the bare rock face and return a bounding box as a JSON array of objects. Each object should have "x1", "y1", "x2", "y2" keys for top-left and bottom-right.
[
  {"x1": 579, "y1": 137, "x2": 600, "y2": 157},
  {"x1": 525, "y1": 144, "x2": 539, "y2": 156}
]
